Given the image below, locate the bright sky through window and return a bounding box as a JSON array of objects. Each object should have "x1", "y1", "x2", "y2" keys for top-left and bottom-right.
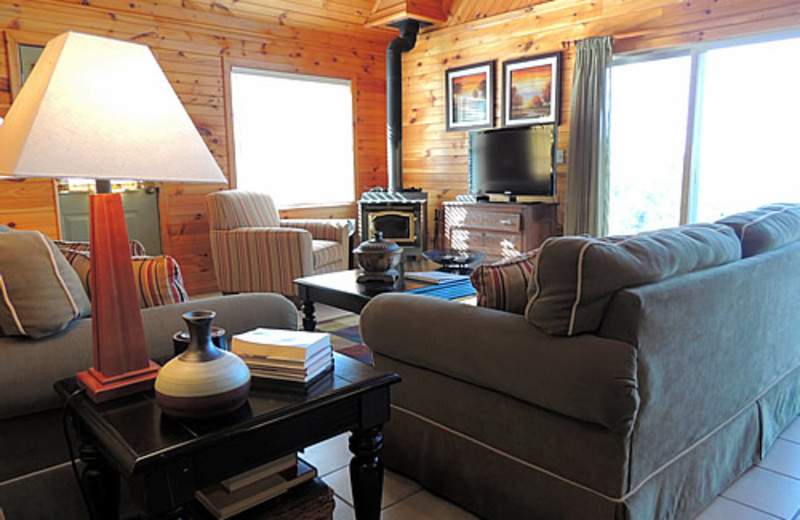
[
  {"x1": 230, "y1": 68, "x2": 355, "y2": 207},
  {"x1": 608, "y1": 34, "x2": 800, "y2": 235}
]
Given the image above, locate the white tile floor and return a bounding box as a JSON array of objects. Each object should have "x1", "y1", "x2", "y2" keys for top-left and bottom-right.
[{"x1": 301, "y1": 416, "x2": 800, "y2": 520}]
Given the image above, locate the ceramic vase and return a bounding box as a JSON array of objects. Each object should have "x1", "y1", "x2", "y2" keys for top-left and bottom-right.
[{"x1": 155, "y1": 310, "x2": 251, "y2": 419}]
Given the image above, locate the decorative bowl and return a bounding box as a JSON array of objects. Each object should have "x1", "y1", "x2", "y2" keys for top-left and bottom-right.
[
  {"x1": 422, "y1": 249, "x2": 486, "y2": 271},
  {"x1": 353, "y1": 232, "x2": 403, "y2": 281}
]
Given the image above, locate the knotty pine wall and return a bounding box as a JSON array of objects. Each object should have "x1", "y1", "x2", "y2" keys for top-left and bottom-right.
[
  {"x1": 2, "y1": 0, "x2": 799, "y2": 294},
  {"x1": 0, "y1": 0, "x2": 393, "y2": 294},
  {"x1": 403, "y1": 0, "x2": 800, "y2": 234}
]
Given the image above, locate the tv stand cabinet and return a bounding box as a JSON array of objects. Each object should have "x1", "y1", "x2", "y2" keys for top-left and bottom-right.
[{"x1": 442, "y1": 202, "x2": 558, "y2": 262}]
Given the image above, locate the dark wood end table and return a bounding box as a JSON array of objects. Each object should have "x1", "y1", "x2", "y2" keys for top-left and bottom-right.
[{"x1": 55, "y1": 354, "x2": 400, "y2": 519}]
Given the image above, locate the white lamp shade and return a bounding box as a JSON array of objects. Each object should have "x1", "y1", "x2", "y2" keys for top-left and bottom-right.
[{"x1": 0, "y1": 31, "x2": 226, "y2": 184}]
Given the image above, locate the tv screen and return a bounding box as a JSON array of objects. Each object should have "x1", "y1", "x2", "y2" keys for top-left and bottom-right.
[{"x1": 469, "y1": 125, "x2": 555, "y2": 198}]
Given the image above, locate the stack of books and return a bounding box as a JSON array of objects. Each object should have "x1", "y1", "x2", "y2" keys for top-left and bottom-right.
[
  {"x1": 195, "y1": 453, "x2": 318, "y2": 519},
  {"x1": 231, "y1": 328, "x2": 333, "y2": 384}
]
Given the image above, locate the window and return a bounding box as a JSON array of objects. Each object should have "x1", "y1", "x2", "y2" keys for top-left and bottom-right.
[
  {"x1": 608, "y1": 34, "x2": 800, "y2": 235},
  {"x1": 229, "y1": 67, "x2": 355, "y2": 207},
  {"x1": 694, "y1": 38, "x2": 800, "y2": 221},
  {"x1": 608, "y1": 56, "x2": 692, "y2": 234}
]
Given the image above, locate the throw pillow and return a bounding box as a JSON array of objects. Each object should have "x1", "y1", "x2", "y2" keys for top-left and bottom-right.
[
  {"x1": 54, "y1": 239, "x2": 146, "y2": 260},
  {"x1": 525, "y1": 224, "x2": 741, "y2": 336},
  {"x1": 0, "y1": 231, "x2": 92, "y2": 338},
  {"x1": 66, "y1": 252, "x2": 188, "y2": 309},
  {"x1": 470, "y1": 250, "x2": 538, "y2": 314}
]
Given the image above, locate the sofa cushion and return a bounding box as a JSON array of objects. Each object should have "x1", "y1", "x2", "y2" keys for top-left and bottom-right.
[
  {"x1": 470, "y1": 249, "x2": 538, "y2": 314},
  {"x1": 0, "y1": 224, "x2": 13, "y2": 233},
  {"x1": 54, "y1": 239, "x2": 146, "y2": 259},
  {"x1": 66, "y1": 252, "x2": 188, "y2": 308},
  {"x1": 525, "y1": 224, "x2": 741, "y2": 336},
  {"x1": 0, "y1": 231, "x2": 91, "y2": 338},
  {"x1": 716, "y1": 203, "x2": 800, "y2": 257}
]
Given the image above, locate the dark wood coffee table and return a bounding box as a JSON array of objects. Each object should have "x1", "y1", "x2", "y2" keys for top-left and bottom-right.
[
  {"x1": 295, "y1": 269, "x2": 436, "y2": 331},
  {"x1": 55, "y1": 354, "x2": 400, "y2": 520}
]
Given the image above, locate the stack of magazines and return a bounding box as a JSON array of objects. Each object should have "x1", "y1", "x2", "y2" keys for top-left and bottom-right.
[
  {"x1": 195, "y1": 453, "x2": 317, "y2": 519},
  {"x1": 231, "y1": 328, "x2": 333, "y2": 384}
]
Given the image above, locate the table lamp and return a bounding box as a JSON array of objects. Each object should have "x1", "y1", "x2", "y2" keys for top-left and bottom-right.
[{"x1": 0, "y1": 32, "x2": 227, "y2": 402}]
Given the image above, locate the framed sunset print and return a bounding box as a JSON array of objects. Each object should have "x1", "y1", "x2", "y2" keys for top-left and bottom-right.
[
  {"x1": 445, "y1": 61, "x2": 495, "y2": 131},
  {"x1": 502, "y1": 52, "x2": 561, "y2": 126}
]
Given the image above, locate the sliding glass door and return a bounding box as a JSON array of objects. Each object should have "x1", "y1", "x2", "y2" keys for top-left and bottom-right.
[
  {"x1": 694, "y1": 37, "x2": 800, "y2": 222},
  {"x1": 608, "y1": 33, "x2": 800, "y2": 235}
]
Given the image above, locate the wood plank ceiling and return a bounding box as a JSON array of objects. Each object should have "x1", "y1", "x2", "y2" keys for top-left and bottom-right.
[{"x1": 141, "y1": 0, "x2": 555, "y2": 34}]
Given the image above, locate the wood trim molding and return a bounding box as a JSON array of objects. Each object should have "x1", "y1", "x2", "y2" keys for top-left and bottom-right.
[
  {"x1": 3, "y1": 29, "x2": 50, "y2": 100},
  {"x1": 221, "y1": 56, "x2": 236, "y2": 188}
]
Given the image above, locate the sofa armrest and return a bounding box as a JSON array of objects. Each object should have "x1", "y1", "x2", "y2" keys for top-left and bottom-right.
[
  {"x1": 360, "y1": 293, "x2": 639, "y2": 433},
  {"x1": 209, "y1": 227, "x2": 314, "y2": 294},
  {"x1": 280, "y1": 219, "x2": 349, "y2": 246}
]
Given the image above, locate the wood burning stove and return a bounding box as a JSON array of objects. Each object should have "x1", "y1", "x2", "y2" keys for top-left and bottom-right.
[
  {"x1": 358, "y1": 19, "x2": 429, "y2": 257},
  {"x1": 358, "y1": 189, "x2": 427, "y2": 257}
]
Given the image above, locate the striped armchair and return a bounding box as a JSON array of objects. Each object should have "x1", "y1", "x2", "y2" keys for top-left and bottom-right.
[{"x1": 207, "y1": 190, "x2": 349, "y2": 298}]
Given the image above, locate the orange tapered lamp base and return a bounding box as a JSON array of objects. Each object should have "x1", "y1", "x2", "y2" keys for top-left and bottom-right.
[{"x1": 76, "y1": 192, "x2": 160, "y2": 403}]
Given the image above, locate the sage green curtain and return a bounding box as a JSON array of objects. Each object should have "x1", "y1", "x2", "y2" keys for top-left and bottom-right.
[{"x1": 565, "y1": 36, "x2": 613, "y2": 237}]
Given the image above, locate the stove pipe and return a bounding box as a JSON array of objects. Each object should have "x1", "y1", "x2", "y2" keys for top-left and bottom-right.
[{"x1": 386, "y1": 19, "x2": 420, "y2": 193}]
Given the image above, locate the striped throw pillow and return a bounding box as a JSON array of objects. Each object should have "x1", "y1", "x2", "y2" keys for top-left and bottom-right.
[
  {"x1": 66, "y1": 252, "x2": 188, "y2": 309},
  {"x1": 469, "y1": 249, "x2": 538, "y2": 314},
  {"x1": 54, "y1": 239, "x2": 146, "y2": 260}
]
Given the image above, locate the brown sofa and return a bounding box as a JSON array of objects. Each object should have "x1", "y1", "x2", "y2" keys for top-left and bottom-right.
[{"x1": 360, "y1": 203, "x2": 800, "y2": 519}]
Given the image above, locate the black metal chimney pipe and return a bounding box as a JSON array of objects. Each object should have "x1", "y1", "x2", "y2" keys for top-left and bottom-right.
[{"x1": 386, "y1": 19, "x2": 420, "y2": 193}]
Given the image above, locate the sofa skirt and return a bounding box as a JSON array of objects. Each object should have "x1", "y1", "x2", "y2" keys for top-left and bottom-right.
[{"x1": 377, "y1": 354, "x2": 800, "y2": 520}]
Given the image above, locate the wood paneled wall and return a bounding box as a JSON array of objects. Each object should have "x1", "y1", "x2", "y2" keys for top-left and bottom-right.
[
  {"x1": 0, "y1": 0, "x2": 393, "y2": 294},
  {"x1": 0, "y1": 178, "x2": 61, "y2": 237},
  {"x1": 402, "y1": 0, "x2": 800, "y2": 236},
  {"x1": 2, "y1": 0, "x2": 799, "y2": 293}
]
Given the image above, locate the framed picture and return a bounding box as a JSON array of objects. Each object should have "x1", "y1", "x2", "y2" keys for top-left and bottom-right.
[
  {"x1": 445, "y1": 61, "x2": 495, "y2": 131},
  {"x1": 4, "y1": 30, "x2": 48, "y2": 100},
  {"x1": 502, "y1": 52, "x2": 561, "y2": 126}
]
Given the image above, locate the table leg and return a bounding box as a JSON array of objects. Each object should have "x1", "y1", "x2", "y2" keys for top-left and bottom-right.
[
  {"x1": 349, "y1": 426, "x2": 384, "y2": 520},
  {"x1": 80, "y1": 442, "x2": 120, "y2": 520},
  {"x1": 301, "y1": 299, "x2": 317, "y2": 332}
]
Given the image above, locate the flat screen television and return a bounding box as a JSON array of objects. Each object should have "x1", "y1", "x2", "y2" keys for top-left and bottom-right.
[{"x1": 469, "y1": 125, "x2": 556, "y2": 201}]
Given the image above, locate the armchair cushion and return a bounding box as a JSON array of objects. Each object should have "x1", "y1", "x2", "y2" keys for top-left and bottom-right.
[
  {"x1": 0, "y1": 231, "x2": 91, "y2": 339},
  {"x1": 65, "y1": 252, "x2": 188, "y2": 309},
  {"x1": 312, "y1": 240, "x2": 345, "y2": 271}
]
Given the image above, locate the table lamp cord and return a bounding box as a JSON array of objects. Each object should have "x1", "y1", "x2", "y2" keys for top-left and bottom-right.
[{"x1": 61, "y1": 387, "x2": 98, "y2": 520}]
